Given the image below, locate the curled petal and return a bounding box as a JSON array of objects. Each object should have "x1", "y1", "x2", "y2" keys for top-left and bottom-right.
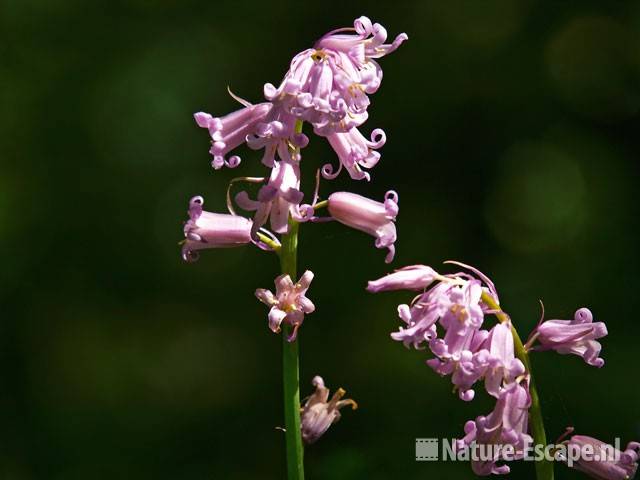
[
  {"x1": 298, "y1": 296, "x2": 316, "y2": 314},
  {"x1": 368, "y1": 128, "x2": 387, "y2": 149},
  {"x1": 320, "y1": 160, "x2": 343, "y2": 180},
  {"x1": 235, "y1": 191, "x2": 261, "y2": 211},
  {"x1": 255, "y1": 288, "x2": 277, "y2": 306},
  {"x1": 268, "y1": 307, "x2": 287, "y2": 333}
]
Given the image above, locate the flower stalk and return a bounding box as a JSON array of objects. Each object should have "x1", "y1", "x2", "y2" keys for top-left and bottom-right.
[
  {"x1": 280, "y1": 119, "x2": 305, "y2": 480},
  {"x1": 280, "y1": 218, "x2": 304, "y2": 479},
  {"x1": 481, "y1": 291, "x2": 553, "y2": 480}
]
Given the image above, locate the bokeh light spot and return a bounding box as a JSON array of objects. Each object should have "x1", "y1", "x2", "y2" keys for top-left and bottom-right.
[{"x1": 485, "y1": 141, "x2": 587, "y2": 253}]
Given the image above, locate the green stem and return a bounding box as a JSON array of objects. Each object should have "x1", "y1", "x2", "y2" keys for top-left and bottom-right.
[
  {"x1": 481, "y1": 292, "x2": 553, "y2": 480},
  {"x1": 256, "y1": 232, "x2": 281, "y2": 252},
  {"x1": 279, "y1": 118, "x2": 305, "y2": 480}
]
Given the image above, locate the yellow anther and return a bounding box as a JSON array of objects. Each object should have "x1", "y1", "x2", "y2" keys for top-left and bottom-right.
[
  {"x1": 310, "y1": 50, "x2": 326, "y2": 62},
  {"x1": 450, "y1": 304, "x2": 468, "y2": 322}
]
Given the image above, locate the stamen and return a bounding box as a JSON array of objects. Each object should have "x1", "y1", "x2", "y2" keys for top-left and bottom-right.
[
  {"x1": 226, "y1": 176, "x2": 265, "y2": 215},
  {"x1": 226, "y1": 86, "x2": 253, "y2": 107},
  {"x1": 310, "y1": 50, "x2": 326, "y2": 62}
]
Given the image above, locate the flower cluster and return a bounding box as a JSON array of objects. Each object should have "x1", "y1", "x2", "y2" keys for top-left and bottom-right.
[
  {"x1": 182, "y1": 16, "x2": 406, "y2": 265},
  {"x1": 368, "y1": 263, "x2": 524, "y2": 402},
  {"x1": 262, "y1": 16, "x2": 407, "y2": 181},
  {"x1": 181, "y1": 16, "x2": 407, "y2": 447},
  {"x1": 368, "y1": 262, "x2": 611, "y2": 476}
]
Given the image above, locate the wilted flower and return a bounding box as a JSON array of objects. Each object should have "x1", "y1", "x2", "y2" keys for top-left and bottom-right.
[
  {"x1": 327, "y1": 190, "x2": 398, "y2": 263},
  {"x1": 559, "y1": 435, "x2": 640, "y2": 480},
  {"x1": 301, "y1": 375, "x2": 357, "y2": 444},
  {"x1": 182, "y1": 196, "x2": 253, "y2": 262},
  {"x1": 255, "y1": 270, "x2": 315, "y2": 341},
  {"x1": 456, "y1": 380, "x2": 533, "y2": 475},
  {"x1": 532, "y1": 308, "x2": 607, "y2": 367}
]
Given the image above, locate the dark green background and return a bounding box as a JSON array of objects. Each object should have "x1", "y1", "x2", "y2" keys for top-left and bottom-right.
[{"x1": 2, "y1": 0, "x2": 639, "y2": 478}]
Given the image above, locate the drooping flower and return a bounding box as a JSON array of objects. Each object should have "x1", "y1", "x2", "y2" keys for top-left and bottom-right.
[
  {"x1": 181, "y1": 196, "x2": 253, "y2": 262},
  {"x1": 246, "y1": 100, "x2": 309, "y2": 168},
  {"x1": 235, "y1": 159, "x2": 305, "y2": 236},
  {"x1": 558, "y1": 435, "x2": 640, "y2": 480},
  {"x1": 474, "y1": 322, "x2": 526, "y2": 398},
  {"x1": 427, "y1": 327, "x2": 489, "y2": 401},
  {"x1": 327, "y1": 190, "x2": 398, "y2": 263},
  {"x1": 255, "y1": 270, "x2": 315, "y2": 341},
  {"x1": 301, "y1": 375, "x2": 357, "y2": 445},
  {"x1": 369, "y1": 263, "x2": 523, "y2": 401},
  {"x1": 425, "y1": 278, "x2": 487, "y2": 368},
  {"x1": 456, "y1": 380, "x2": 533, "y2": 476},
  {"x1": 426, "y1": 280, "x2": 489, "y2": 401},
  {"x1": 390, "y1": 280, "x2": 452, "y2": 349},
  {"x1": 322, "y1": 127, "x2": 386, "y2": 181},
  {"x1": 194, "y1": 102, "x2": 272, "y2": 170},
  {"x1": 366, "y1": 265, "x2": 438, "y2": 293},
  {"x1": 532, "y1": 308, "x2": 608, "y2": 367},
  {"x1": 369, "y1": 265, "x2": 489, "y2": 350}
]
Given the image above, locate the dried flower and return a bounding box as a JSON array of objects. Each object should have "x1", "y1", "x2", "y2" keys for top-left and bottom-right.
[
  {"x1": 327, "y1": 190, "x2": 398, "y2": 263},
  {"x1": 182, "y1": 196, "x2": 253, "y2": 262},
  {"x1": 301, "y1": 376, "x2": 357, "y2": 444},
  {"x1": 533, "y1": 308, "x2": 608, "y2": 367},
  {"x1": 255, "y1": 270, "x2": 315, "y2": 341}
]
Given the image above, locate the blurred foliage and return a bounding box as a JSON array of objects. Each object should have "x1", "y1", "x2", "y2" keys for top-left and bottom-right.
[{"x1": 1, "y1": 0, "x2": 639, "y2": 478}]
